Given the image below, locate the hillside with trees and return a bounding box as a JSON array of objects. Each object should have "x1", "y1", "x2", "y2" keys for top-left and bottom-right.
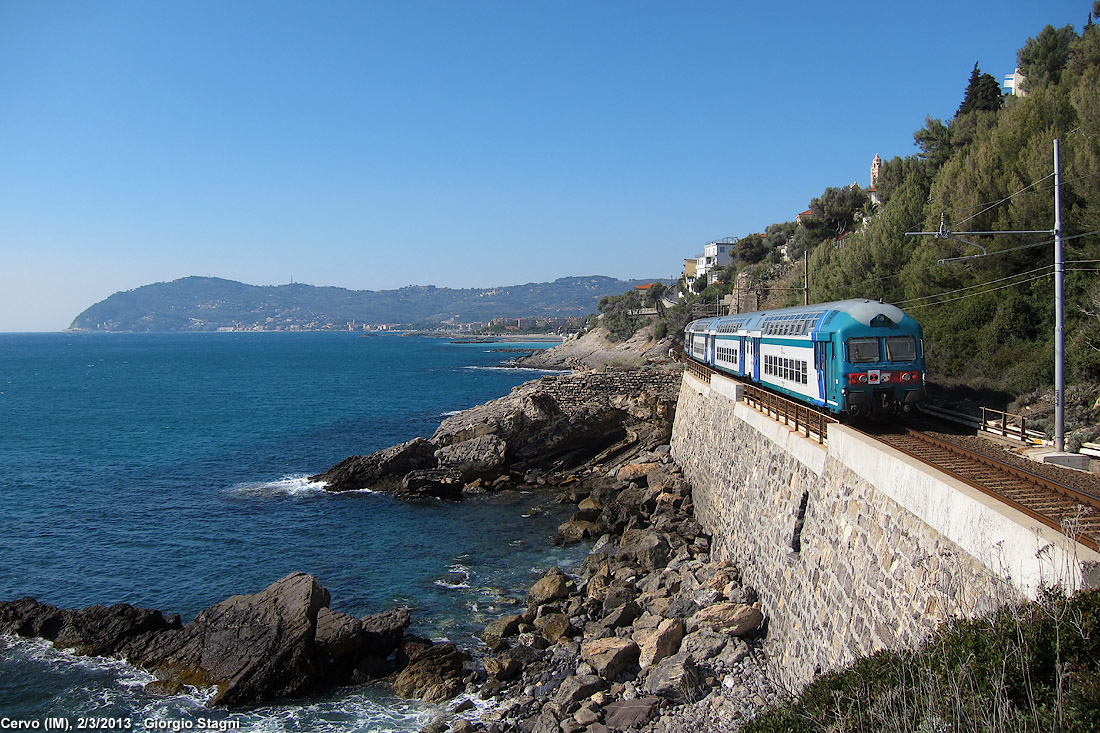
[{"x1": 612, "y1": 4, "x2": 1100, "y2": 415}]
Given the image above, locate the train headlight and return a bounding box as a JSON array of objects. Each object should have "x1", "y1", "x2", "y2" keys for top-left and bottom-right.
[
  {"x1": 901, "y1": 372, "x2": 912, "y2": 382},
  {"x1": 859, "y1": 374, "x2": 868, "y2": 383}
]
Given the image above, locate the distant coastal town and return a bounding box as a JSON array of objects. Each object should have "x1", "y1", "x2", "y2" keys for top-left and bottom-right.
[{"x1": 212, "y1": 315, "x2": 586, "y2": 335}]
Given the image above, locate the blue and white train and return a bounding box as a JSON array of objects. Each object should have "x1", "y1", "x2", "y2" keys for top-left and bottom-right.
[{"x1": 683, "y1": 299, "x2": 926, "y2": 418}]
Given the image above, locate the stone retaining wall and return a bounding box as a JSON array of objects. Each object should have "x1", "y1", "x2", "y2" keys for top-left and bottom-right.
[{"x1": 671, "y1": 370, "x2": 1100, "y2": 688}]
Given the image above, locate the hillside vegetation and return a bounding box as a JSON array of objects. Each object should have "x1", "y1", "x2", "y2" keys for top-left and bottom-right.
[{"x1": 614, "y1": 6, "x2": 1100, "y2": 405}]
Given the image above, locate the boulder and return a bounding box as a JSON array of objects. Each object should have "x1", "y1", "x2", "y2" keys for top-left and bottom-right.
[
  {"x1": 678, "y1": 629, "x2": 728, "y2": 663},
  {"x1": 643, "y1": 652, "x2": 701, "y2": 703},
  {"x1": 616, "y1": 462, "x2": 660, "y2": 484},
  {"x1": 482, "y1": 655, "x2": 523, "y2": 681},
  {"x1": 360, "y1": 606, "x2": 412, "y2": 657},
  {"x1": 580, "y1": 637, "x2": 639, "y2": 679},
  {"x1": 392, "y1": 642, "x2": 465, "y2": 702},
  {"x1": 126, "y1": 572, "x2": 332, "y2": 705},
  {"x1": 599, "y1": 600, "x2": 641, "y2": 629},
  {"x1": 634, "y1": 618, "x2": 684, "y2": 669},
  {"x1": 527, "y1": 568, "x2": 571, "y2": 605},
  {"x1": 558, "y1": 515, "x2": 605, "y2": 540},
  {"x1": 553, "y1": 674, "x2": 606, "y2": 707},
  {"x1": 603, "y1": 696, "x2": 663, "y2": 730},
  {"x1": 394, "y1": 468, "x2": 465, "y2": 501},
  {"x1": 482, "y1": 613, "x2": 524, "y2": 646},
  {"x1": 533, "y1": 612, "x2": 572, "y2": 643},
  {"x1": 688, "y1": 603, "x2": 764, "y2": 636},
  {"x1": 616, "y1": 529, "x2": 670, "y2": 570},
  {"x1": 311, "y1": 438, "x2": 436, "y2": 492}
]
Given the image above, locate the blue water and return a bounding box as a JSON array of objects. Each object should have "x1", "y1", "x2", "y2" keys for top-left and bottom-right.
[{"x1": 0, "y1": 332, "x2": 587, "y2": 730}]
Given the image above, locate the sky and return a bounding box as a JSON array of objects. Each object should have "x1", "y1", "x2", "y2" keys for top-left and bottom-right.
[{"x1": 0, "y1": 1, "x2": 1091, "y2": 331}]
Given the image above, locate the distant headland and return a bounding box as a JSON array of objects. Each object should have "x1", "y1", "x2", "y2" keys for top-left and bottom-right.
[{"x1": 67, "y1": 275, "x2": 662, "y2": 333}]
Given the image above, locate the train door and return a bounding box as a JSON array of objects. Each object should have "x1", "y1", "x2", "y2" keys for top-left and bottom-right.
[
  {"x1": 747, "y1": 337, "x2": 758, "y2": 380},
  {"x1": 814, "y1": 340, "x2": 828, "y2": 405}
]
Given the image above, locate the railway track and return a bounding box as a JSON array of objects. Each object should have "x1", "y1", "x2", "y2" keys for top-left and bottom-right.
[{"x1": 872, "y1": 428, "x2": 1100, "y2": 552}]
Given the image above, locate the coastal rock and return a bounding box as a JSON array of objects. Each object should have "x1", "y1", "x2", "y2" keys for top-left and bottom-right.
[
  {"x1": 634, "y1": 617, "x2": 685, "y2": 669},
  {"x1": 616, "y1": 462, "x2": 661, "y2": 484},
  {"x1": 482, "y1": 613, "x2": 524, "y2": 646},
  {"x1": 511, "y1": 324, "x2": 674, "y2": 371},
  {"x1": 395, "y1": 468, "x2": 465, "y2": 501},
  {"x1": 553, "y1": 674, "x2": 606, "y2": 707},
  {"x1": 603, "y1": 696, "x2": 663, "y2": 730},
  {"x1": 434, "y1": 434, "x2": 508, "y2": 481},
  {"x1": 616, "y1": 529, "x2": 670, "y2": 570},
  {"x1": 534, "y1": 612, "x2": 572, "y2": 643},
  {"x1": 0, "y1": 597, "x2": 182, "y2": 656},
  {"x1": 314, "y1": 368, "x2": 681, "y2": 502},
  {"x1": 643, "y1": 652, "x2": 701, "y2": 703},
  {"x1": 311, "y1": 438, "x2": 436, "y2": 492},
  {"x1": 688, "y1": 602, "x2": 764, "y2": 636},
  {"x1": 0, "y1": 573, "x2": 411, "y2": 707},
  {"x1": 392, "y1": 642, "x2": 466, "y2": 702},
  {"x1": 580, "y1": 637, "x2": 639, "y2": 679},
  {"x1": 527, "y1": 568, "x2": 571, "y2": 605},
  {"x1": 126, "y1": 572, "x2": 332, "y2": 705}
]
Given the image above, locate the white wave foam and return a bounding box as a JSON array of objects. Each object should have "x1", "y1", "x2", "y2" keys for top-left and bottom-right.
[
  {"x1": 230, "y1": 475, "x2": 331, "y2": 497},
  {"x1": 462, "y1": 365, "x2": 565, "y2": 374},
  {"x1": 434, "y1": 563, "x2": 472, "y2": 590}
]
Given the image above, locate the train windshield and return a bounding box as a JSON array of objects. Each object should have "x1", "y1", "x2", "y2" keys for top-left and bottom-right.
[
  {"x1": 886, "y1": 336, "x2": 917, "y2": 362},
  {"x1": 847, "y1": 338, "x2": 880, "y2": 363}
]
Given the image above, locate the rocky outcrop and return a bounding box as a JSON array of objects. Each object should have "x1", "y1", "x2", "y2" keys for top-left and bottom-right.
[
  {"x1": 0, "y1": 573, "x2": 411, "y2": 707},
  {"x1": 512, "y1": 324, "x2": 675, "y2": 371},
  {"x1": 311, "y1": 369, "x2": 681, "y2": 497},
  {"x1": 446, "y1": 445, "x2": 781, "y2": 733},
  {"x1": 313, "y1": 437, "x2": 436, "y2": 493}
]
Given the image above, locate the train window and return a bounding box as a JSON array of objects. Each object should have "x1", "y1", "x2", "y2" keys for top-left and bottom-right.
[
  {"x1": 886, "y1": 336, "x2": 917, "y2": 362},
  {"x1": 848, "y1": 338, "x2": 880, "y2": 363}
]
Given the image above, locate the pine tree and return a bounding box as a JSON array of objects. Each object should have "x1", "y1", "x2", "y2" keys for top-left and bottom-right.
[{"x1": 957, "y1": 63, "x2": 1004, "y2": 116}]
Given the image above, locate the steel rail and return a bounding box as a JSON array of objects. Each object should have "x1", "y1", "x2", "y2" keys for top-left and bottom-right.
[{"x1": 872, "y1": 429, "x2": 1099, "y2": 552}]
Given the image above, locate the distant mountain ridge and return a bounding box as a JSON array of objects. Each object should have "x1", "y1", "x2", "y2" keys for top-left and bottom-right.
[{"x1": 68, "y1": 275, "x2": 657, "y2": 332}]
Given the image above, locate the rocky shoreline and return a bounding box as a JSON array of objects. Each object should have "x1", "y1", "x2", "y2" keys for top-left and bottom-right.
[
  {"x1": 445, "y1": 434, "x2": 784, "y2": 733},
  {"x1": 1, "y1": 351, "x2": 782, "y2": 728},
  {"x1": 311, "y1": 362, "x2": 783, "y2": 731},
  {"x1": 0, "y1": 572, "x2": 411, "y2": 706}
]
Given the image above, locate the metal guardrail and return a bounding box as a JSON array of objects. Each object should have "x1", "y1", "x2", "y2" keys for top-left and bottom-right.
[
  {"x1": 677, "y1": 350, "x2": 835, "y2": 443},
  {"x1": 741, "y1": 383, "x2": 837, "y2": 445},
  {"x1": 979, "y1": 406, "x2": 1047, "y2": 443},
  {"x1": 922, "y1": 404, "x2": 1049, "y2": 445}
]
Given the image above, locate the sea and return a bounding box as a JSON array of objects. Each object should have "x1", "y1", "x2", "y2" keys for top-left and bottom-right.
[{"x1": 0, "y1": 332, "x2": 591, "y2": 731}]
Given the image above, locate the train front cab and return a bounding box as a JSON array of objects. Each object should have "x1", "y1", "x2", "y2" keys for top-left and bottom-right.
[{"x1": 833, "y1": 321, "x2": 925, "y2": 418}]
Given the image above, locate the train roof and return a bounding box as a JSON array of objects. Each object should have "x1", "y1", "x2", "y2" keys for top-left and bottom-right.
[{"x1": 687, "y1": 299, "x2": 916, "y2": 333}]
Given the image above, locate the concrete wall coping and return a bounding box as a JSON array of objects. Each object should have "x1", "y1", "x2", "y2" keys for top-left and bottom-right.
[{"x1": 827, "y1": 424, "x2": 1100, "y2": 596}]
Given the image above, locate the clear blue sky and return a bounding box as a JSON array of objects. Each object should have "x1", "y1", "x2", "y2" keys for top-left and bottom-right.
[{"x1": 0, "y1": 0, "x2": 1089, "y2": 331}]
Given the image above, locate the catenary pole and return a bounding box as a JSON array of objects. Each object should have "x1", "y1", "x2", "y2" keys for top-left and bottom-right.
[
  {"x1": 906, "y1": 139, "x2": 1066, "y2": 451},
  {"x1": 1054, "y1": 139, "x2": 1065, "y2": 452}
]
